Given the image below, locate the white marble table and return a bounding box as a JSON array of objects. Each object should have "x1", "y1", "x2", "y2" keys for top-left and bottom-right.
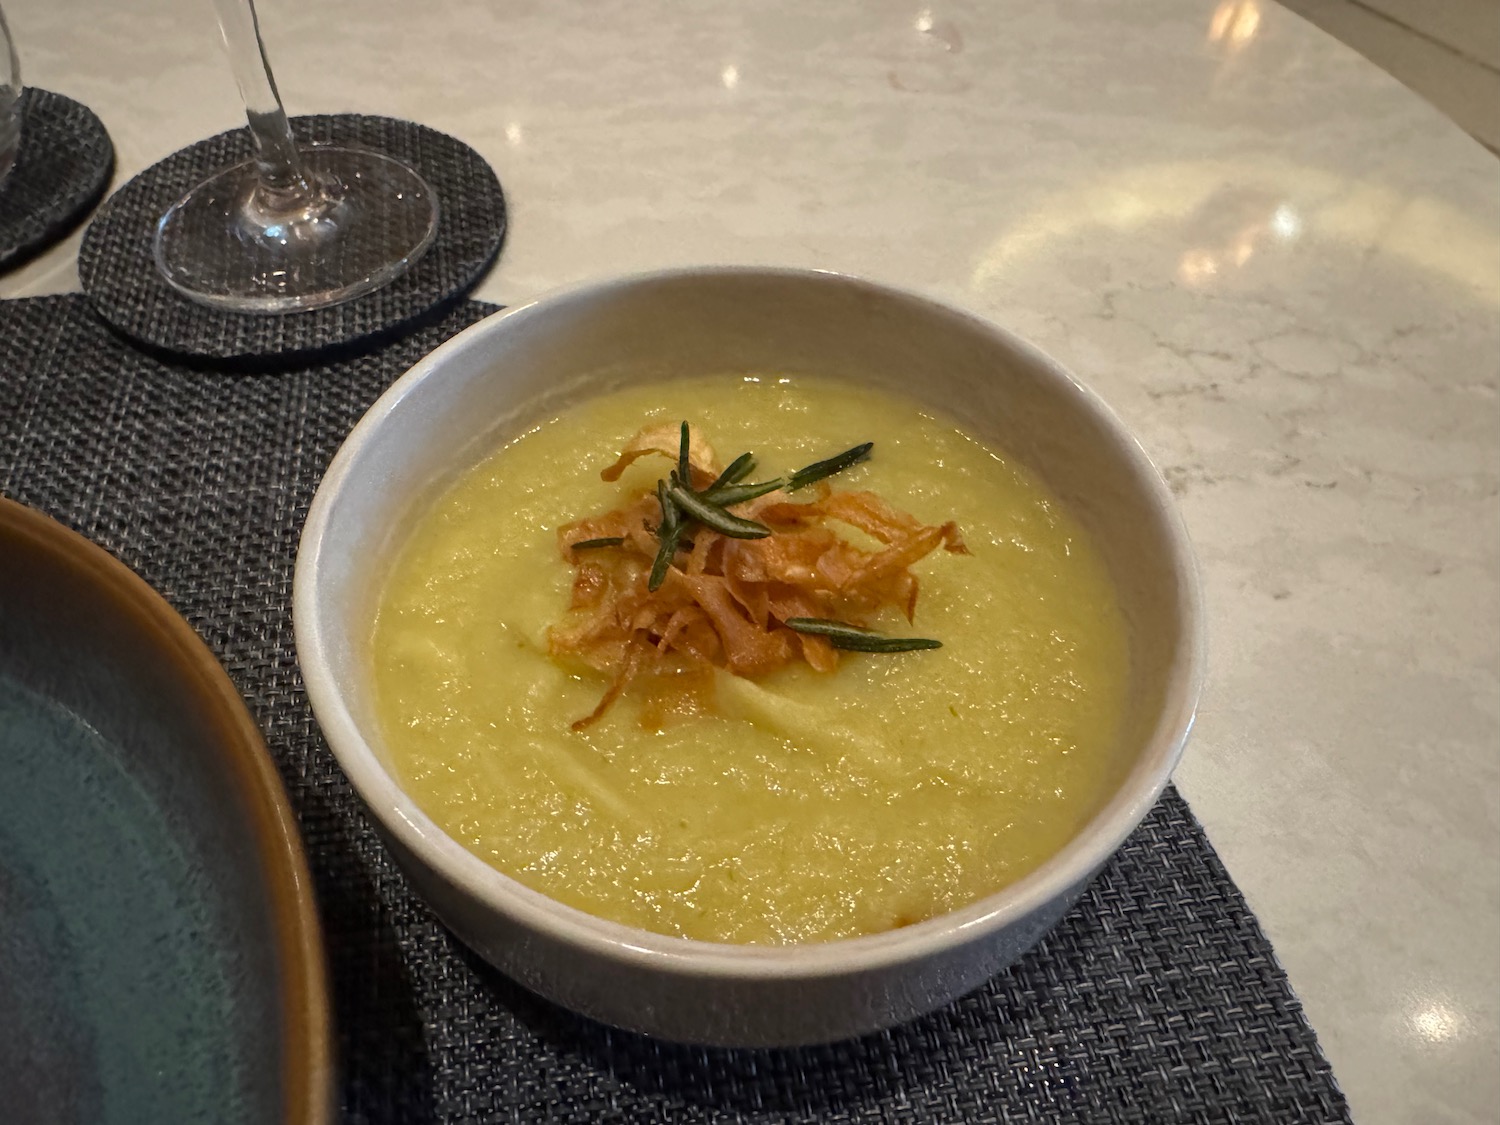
[{"x1": 3, "y1": 0, "x2": 1496, "y2": 1119}]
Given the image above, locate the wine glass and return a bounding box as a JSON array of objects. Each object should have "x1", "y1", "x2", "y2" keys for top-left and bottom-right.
[{"x1": 153, "y1": 0, "x2": 438, "y2": 313}]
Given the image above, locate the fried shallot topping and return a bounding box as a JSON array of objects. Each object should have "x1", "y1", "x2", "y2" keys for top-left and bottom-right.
[{"x1": 548, "y1": 422, "x2": 967, "y2": 729}]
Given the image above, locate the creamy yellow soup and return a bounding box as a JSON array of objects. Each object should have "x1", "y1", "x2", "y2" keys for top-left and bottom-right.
[{"x1": 371, "y1": 376, "x2": 1129, "y2": 944}]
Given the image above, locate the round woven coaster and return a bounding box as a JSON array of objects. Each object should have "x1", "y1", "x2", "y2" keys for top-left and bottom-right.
[
  {"x1": 0, "y1": 89, "x2": 115, "y2": 271},
  {"x1": 79, "y1": 114, "x2": 505, "y2": 363}
]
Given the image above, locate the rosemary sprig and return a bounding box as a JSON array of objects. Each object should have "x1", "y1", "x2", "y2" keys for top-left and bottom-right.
[
  {"x1": 572, "y1": 536, "x2": 626, "y2": 552},
  {"x1": 704, "y1": 452, "x2": 756, "y2": 493},
  {"x1": 666, "y1": 483, "x2": 772, "y2": 539},
  {"x1": 648, "y1": 480, "x2": 686, "y2": 591},
  {"x1": 703, "y1": 440, "x2": 875, "y2": 505},
  {"x1": 701, "y1": 452, "x2": 787, "y2": 508},
  {"x1": 788, "y1": 442, "x2": 873, "y2": 491},
  {"x1": 701, "y1": 479, "x2": 784, "y2": 506},
  {"x1": 645, "y1": 426, "x2": 877, "y2": 591},
  {"x1": 784, "y1": 617, "x2": 942, "y2": 653}
]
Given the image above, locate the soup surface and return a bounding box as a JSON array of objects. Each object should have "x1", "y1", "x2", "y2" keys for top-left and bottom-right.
[{"x1": 371, "y1": 376, "x2": 1129, "y2": 943}]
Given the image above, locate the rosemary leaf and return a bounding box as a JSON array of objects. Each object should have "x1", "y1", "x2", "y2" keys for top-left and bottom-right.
[
  {"x1": 667, "y1": 484, "x2": 772, "y2": 539},
  {"x1": 649, "y1": 480, "x2": 684, "y2": 591},
  {"x1": 784, "y1": 617, "x2": 941, "y2": 652},
  {"x1": 788, "y1": 442, "x2": 873, "y2": 491},
  {"x1": 658, "y1": 479, "x2": 680, "y2": 535},
  {"x1": 705, "y1": 452, "x2": 756, "y2": 493},
  {"x1": 702, "y1": 479, "x2": 784, "y2": 507},
  {"x1": 571, "y1": 536, "x2": 626, "y2": 551},
  {"x1": 828, "y1": 634, "x2": 942, "y2": 653},
  {"x1": 677, "y1": 421, "x2": 692, "y2": 485},
  {"x1": 649, "y1": 525, "x2": 685, "y2": 591}
]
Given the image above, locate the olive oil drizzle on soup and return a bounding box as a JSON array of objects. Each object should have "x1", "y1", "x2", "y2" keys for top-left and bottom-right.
[{"x1": 371, "y1": 376, "x2": 1130, "y2": 944}]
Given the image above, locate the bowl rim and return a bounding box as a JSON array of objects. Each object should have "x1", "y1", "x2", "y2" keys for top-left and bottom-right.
[
  {"x1": 0, "y1": 496, "x2": 334, "y2": 1121},
  {"x1": 294, "y1": 264, "x2": 1205, "y2": 979}
]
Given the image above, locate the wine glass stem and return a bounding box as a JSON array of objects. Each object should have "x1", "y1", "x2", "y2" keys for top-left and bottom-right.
[{"x1": 211, "y1": 0, "x2": 311, "y2": 198}]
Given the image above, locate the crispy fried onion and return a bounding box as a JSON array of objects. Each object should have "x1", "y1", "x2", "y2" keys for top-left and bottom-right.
[{"x1": 549, "y1": 429, "x2": 967, "y2": 729}]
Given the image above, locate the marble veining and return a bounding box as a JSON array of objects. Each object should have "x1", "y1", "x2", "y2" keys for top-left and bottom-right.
[{"x1": 1, "y1": 0, "x2": 1495, "y2": 1119}]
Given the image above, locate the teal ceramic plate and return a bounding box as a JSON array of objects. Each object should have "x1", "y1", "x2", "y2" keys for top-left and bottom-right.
[{"x1": 0, "y1": 498, "x2": 331, "y2": 1124}]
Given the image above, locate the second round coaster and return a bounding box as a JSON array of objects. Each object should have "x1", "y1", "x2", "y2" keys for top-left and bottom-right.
[
  {"x1": 79, "y1": 114, "x2": 506, "y2": 364},
  {"x1": 0, "y1": 89, "x2": 115, "y2": 271}
]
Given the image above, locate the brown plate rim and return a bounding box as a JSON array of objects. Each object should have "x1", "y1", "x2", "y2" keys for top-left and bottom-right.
[{"x1": 0, "y1": 496, "x2": 333, "y2": 1124}]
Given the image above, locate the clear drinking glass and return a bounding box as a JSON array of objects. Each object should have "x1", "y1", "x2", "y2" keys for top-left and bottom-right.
[
  {"x1": 0, "y1": 2, "x2": 22, "y2": 186},
  {"x1": 153, "y1": 0, "x2": 438, "y2": 313}
]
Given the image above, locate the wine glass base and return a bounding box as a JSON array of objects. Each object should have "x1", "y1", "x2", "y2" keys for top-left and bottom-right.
[{"x1": 153, "y1": 145, "x2": 439, "y2": 314}]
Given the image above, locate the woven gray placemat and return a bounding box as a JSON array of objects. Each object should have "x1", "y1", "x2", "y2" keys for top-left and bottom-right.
[
  {"x1": 78, "y1": 114, "x2": 504, "y2": 364},
  {"x1": 0, "y1": 89, "x2": 114, "y2": 271},
  {"x1": 0, "y1": 293, "x2": 1352, "y2": 1125}
]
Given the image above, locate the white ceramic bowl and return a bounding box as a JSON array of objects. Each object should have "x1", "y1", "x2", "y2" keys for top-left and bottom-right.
[{"x1": 294, "y1": 266, "x2": 1204, "y2": 1047}]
